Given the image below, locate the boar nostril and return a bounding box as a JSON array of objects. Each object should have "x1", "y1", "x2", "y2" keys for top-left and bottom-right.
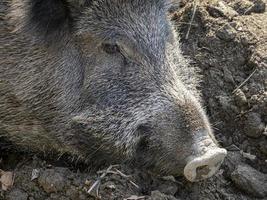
[
  {"x1": 196, "y1": 165, "x2": 210, "y2": 179},
  {"x1": 183, "y1": 148, "x2": 227, "y2": 182}
]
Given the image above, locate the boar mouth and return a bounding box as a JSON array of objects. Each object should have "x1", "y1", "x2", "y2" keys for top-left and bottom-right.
[{"x1": 183, "y1": 148, "x2": 227, "y2": 182}]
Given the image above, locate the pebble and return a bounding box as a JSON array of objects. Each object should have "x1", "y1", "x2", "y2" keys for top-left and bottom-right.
[
  {"x1": 229, "y1": 0, "x2": 254, "y2": 15},
  {"x1": 231, "y1": 164, "x2": 267, "y2": 198},
  {"x1": 243, "y1": 112, "x2": 265, "y2": 138},
  {"x1": 250, "y1": 0, "x2": 266, "y2": 13},
  {"x1": 233, "y1": 89, "x2": 248, "y2": 109},
  {"x1": 223, "y1": 68, "x2": 235, "y2": 84},
  {"x1": 229, "y1": 0, "x2": 266, "y2": 14},
  {"x1": 207, "y1": 1, "x2": 238, "y2": 18},
  {"x1": 216, "y1": 23, "x2": 237, "y2": 42},
  {"x1": 38, "y1": 168, "x2": 69, "y2": 193}
]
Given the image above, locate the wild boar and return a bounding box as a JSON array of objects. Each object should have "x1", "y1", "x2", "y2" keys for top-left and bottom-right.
[{"x1": 0, "y1": 0, "x2": 227, "y2": 182}]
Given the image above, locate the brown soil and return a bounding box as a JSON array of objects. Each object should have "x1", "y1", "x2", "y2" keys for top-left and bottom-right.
[{"x1": 1, "y1": 1, "x2": 266, "y2": 199}]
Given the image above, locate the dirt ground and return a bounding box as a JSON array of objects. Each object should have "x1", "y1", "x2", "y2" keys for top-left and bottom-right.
[{"x1": 0, "y1": 0, "x2": 267, "y2": 199}]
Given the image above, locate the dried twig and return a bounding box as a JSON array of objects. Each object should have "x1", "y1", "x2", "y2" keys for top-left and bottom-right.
[
  {"x1": 185, "y1": 0, "x2": 198, "y2": 39},
  {"x1": 87, "y1": 165, "x2": 140, "y2": 197},
  {"x1": 100, "y1": 168, "x2": 139, "y2": 189},
  {"x1": 87, "y1": 165, "x2": 114, "y2": 195},
  {"x1": 232, "y1": 69, "x2": 257, "y2": 94},
  {"x1": 244, "y1": 5, "x2": 254, "y2": 15},
  {"x1": 114, "y1": 169, "x2": 131, "y2": 178},
  {"x1": 124, "y1": 195, "x2": 146, "y2": 200},
  {"x1": 114, "y1": 169, "x2": 139, "y2": 189}
]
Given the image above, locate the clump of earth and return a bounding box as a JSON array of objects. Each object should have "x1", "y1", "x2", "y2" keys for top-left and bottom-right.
[{"x1": 0, "y1": 0, "x2": 266, "y2": 199}]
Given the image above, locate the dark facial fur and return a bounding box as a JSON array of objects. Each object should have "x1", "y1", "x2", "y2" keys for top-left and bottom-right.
[{"x1": 0, "y1": 0, "x2": 216, "y2": 175}]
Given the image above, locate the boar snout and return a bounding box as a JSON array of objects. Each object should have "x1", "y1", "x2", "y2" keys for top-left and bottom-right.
[{"x1": 184, "y1": 133, "x2": 227, "y2": 182}]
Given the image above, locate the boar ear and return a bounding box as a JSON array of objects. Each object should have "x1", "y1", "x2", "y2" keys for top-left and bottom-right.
[{"x1": 23, "y1": 0, "x2": 87, "y2": 42}]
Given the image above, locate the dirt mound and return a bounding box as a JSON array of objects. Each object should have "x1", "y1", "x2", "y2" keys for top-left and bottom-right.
[{"x1": 1, "y1": 0, "x2": 266, "y2": 199}]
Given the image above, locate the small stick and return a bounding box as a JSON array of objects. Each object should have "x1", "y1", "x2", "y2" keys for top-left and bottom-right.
[
  {"x1": 128, "y1": 180, "x2": 140, "y2": 189},
  {"x1": 114, "y1": 169, "x2": 139, "y2": 189},
  {"x1": 96, "y1": 164, "x2": 120, "y2": 174},
  {"x1": 88, "y1": 165, "x2": 140, "y2": 196},
  {"x1": 185, "y1": 0, "x2": 198, "y2": 39},
  {"x1": 114, "y1": 169, "x2": 131, "y2": 178},
  {"x1": 232, "y1": 69, "x2": 257, "y2": 94},
  {"x1": 87, "y1": 165, "x2": 114, "y2": 195},
  {"x1": 244, "y1": 5, "x2": 254, "y2": 15},
  {"x1": 105, "y1": 168, "x2": 139, "y2": 189},
  {"x1": 124, "y1": 195, "x2": 146, "y2": 200}
]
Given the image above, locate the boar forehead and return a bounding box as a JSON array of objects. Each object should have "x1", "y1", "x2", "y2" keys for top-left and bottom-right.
[{"x1": 77, "y1": 0, "x2": 171, "y2": 50}]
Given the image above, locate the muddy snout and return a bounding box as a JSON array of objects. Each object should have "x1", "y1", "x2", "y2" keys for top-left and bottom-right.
[{"x1": 184, "y1": 142, "x2": 227, "y2": 182}]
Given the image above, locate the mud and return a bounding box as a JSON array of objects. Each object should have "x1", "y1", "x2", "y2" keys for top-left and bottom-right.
[{"x1": 0, "y1": 0, "x2": 266, "y2": 199}]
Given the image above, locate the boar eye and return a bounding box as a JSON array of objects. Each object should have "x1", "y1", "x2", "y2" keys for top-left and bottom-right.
[{"x1": 101, "y1": 43, "x2": 120, "y2": 54}]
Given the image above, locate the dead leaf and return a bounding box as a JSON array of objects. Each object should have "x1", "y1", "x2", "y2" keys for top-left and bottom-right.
[
  {"x1": 31, "y1": 169, "x2": 40, "y2": 181},
  {"x1": 0, "y1": 169, "x2": 15, "y2": 191}
]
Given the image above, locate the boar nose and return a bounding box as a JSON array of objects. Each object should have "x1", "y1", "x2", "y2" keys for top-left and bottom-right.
[{"x1": 183, "y1": 147, "x2": 227, "y2": 182}]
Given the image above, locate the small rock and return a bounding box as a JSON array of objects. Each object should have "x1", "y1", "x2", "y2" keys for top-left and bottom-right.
[
  {"x1": 217, "y1": 95, "x2": 239, "y2": 114},
  {"x1": 229, "y1": 0, "x2": 254, "y2": 15},
  {"x1": 231, "y1": 165, "x2": 267, "y2": 198},
  {"x1": 38, "y1": 168, "x2": 68, "y2": 193},
  {"x1": 223, "y1": 68, "x2": 235, "y2": 84},
  {"x1": 216, "y1": 23, "x2": 237, "y2": 41},
  {"x1": 229, "y1": 0, "x2": 266, "y2": 14},
  {"x1": 148, "y1": 190, "x2": 179, "y2": 200},
  {"x1": 250, "y1": 0, "x2": 266, "y2": 13},
  {"x1": 207, "y1": 1, "x2": 238, "y2": 18},
  {"x1": 6, "y1": 188, "x2": 28, "y2": 200},
  {"x1": 244, "y1": 112, "x2": 265, "y2": 138},
  {"x1": 233, "y1": 89, "x2": 248, "y2": 109}
]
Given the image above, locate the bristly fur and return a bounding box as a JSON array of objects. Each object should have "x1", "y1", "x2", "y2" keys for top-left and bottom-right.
[
  {"x1": 1, "y1": 0, "x2": 218, "y2": 174},
  {"x1": 29, "y1": 0, "x2": 71, "y2": 35}
]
